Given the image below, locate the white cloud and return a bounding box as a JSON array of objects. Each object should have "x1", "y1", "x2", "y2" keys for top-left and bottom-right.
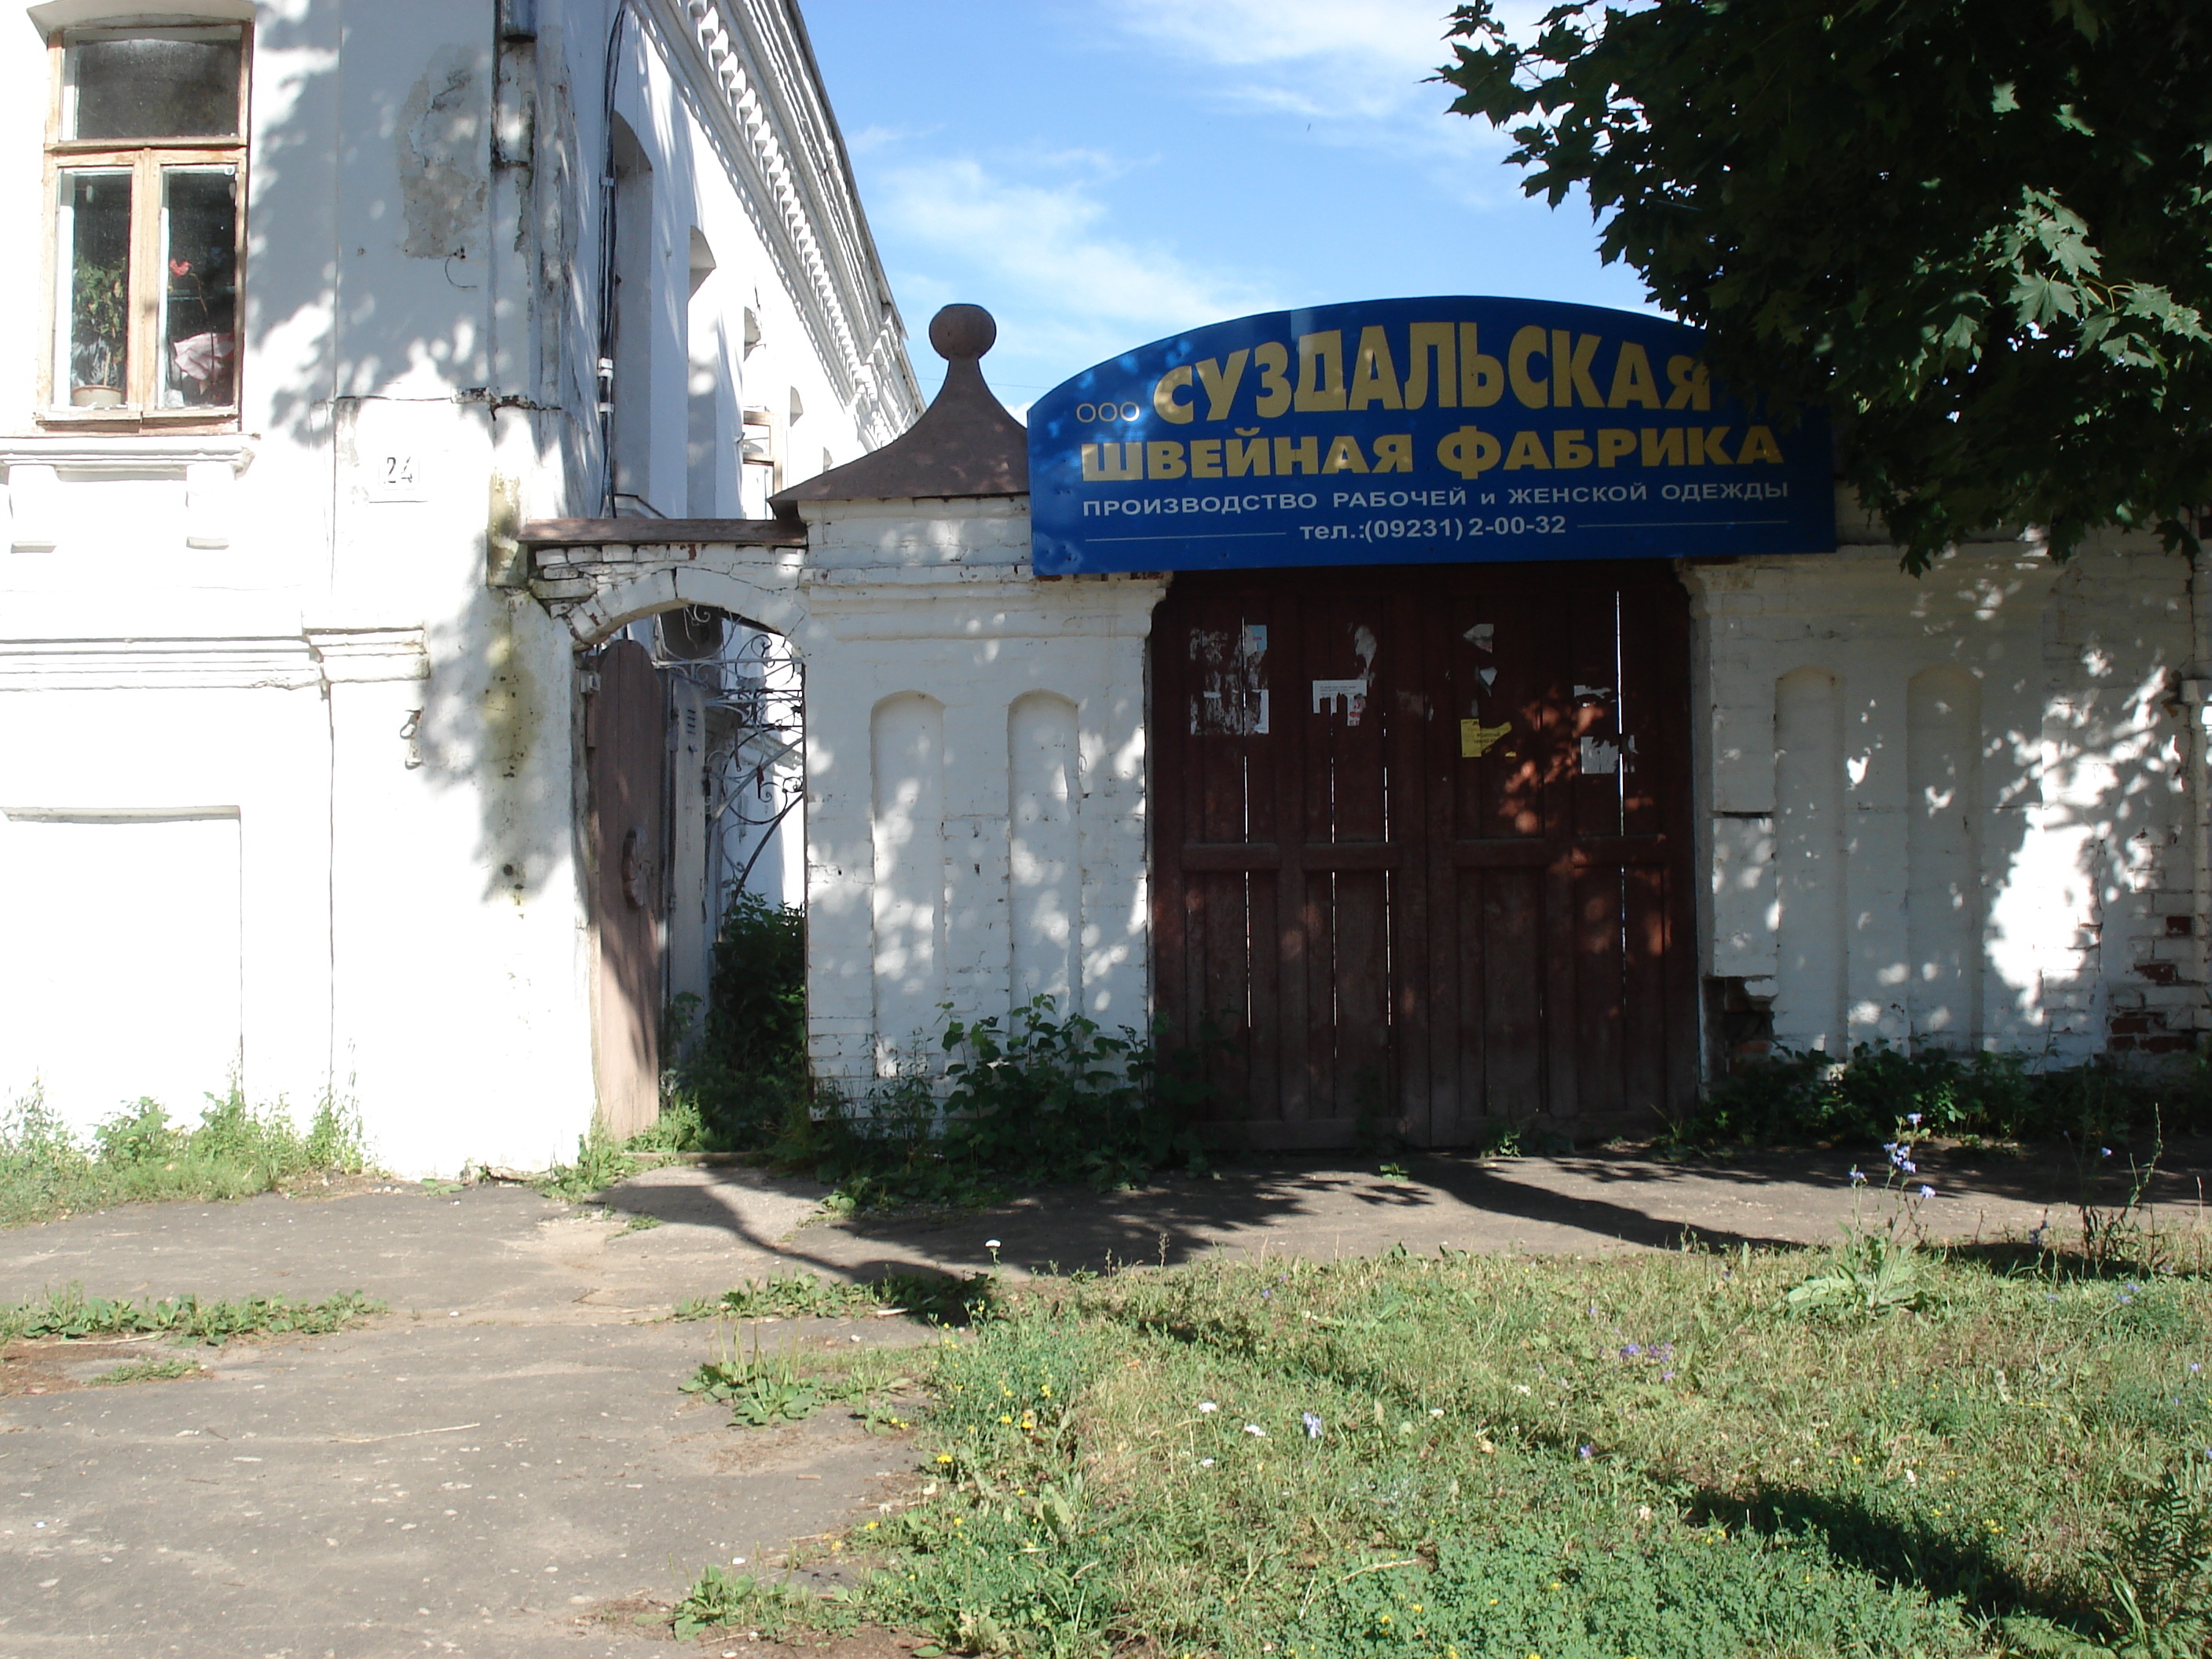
[
  {"x1": 870, "y1": 156, "x2": 1277, "y2": 372},
  {"x1": 1104, "y1": 0, "x2": 1543, "y2": 190}
]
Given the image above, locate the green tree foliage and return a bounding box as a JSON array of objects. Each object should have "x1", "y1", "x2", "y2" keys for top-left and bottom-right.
[{"x1": 1438, "y1": 0, "x2": 2212, "y2": 568}]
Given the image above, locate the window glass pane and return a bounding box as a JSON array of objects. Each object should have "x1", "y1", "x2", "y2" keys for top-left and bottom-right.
[
  {"x1": 68, "y1": 31, "x2": 242, "y2": 141},
  {"x1": 160, "y1": 169, "x2": 239, "y2": 408},
  {"x1": 60, "y1": 171, "x2": 131, "y2": 405}
]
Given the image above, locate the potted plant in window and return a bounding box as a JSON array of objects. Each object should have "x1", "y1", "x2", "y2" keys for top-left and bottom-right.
[{"x1": 69, "y1": 255, "x2": 127, "y2": 406}]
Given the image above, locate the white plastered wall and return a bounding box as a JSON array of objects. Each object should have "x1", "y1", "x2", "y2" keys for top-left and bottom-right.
[
  {"x1": 1687, "y1": 522, "x2": 2203, "y2": 1064},
  {"x1": 1, "y1": 0, "x2": 914, "y2": 1171},
  {"x1": 788, "y1": 497, "x2": 1164, "y2": 1097}
]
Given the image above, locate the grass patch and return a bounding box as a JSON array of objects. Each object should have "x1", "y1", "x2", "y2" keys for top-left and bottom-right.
[
  {"x1": 88, "y1": 1354, "x2": 203, "y2": 1386},
  {"x1": 2, "y1": 1284, "x2": 383, "y2": 1346},
  {"x1": 0, "y1": 1083, "x2": 369, "y2": 1229},
  {"x1": 673, "y1": 1269, "x2": 997, "y2": 1327},
  {"x1": 677, "y1": 1235, "x2": 2212, "y2": 1657}
]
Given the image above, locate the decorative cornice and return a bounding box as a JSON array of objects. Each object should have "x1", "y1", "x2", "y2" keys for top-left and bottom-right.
[
  {"x1": 642, "y1": 0, "x2": 924, "y2": 451},
  {"x1": 0, "y1": 436, "x2": 255, "y2": 474},
  {"x1": 0, "y1": 629, "x2": 427, "y2": 692}
]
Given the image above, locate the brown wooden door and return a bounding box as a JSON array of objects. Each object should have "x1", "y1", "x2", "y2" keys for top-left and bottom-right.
[
  {"x1": 1152, "y1": 563, "x2": 1695, "y2": 1146},
  {"x1": 586, "y1": 639, "x2": 667, "y2": 1139}
]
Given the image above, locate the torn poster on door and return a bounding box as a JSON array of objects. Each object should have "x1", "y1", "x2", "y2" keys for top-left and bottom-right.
[
  {"x1": 1313, "y1": 678, "x2": 1368, "y2": 723},
  {"x1": 1579, "y1": 736, "x2": 1621, "y2": 775},
  {"x1": 1461, "y1": 719, "x2": 1513, "y2": 758}
]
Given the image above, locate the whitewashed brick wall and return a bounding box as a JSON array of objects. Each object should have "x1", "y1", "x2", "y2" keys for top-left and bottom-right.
[
  {"x1": 1686, "y1": 517, "x2": 2205, "y2": 1066},
  {"x1": 791, "y1": 499, "x2": 1166, "y2": 1098}
]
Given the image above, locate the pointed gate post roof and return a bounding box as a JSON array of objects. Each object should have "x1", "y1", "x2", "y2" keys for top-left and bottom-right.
[{"x1": 772, "y1": 303, "x2": 1027, "y2": 507}]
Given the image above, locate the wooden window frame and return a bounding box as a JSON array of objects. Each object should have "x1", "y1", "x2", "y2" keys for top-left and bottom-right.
[{"x1": 38, "y1": 22, "x2": 251, "y2": 431}]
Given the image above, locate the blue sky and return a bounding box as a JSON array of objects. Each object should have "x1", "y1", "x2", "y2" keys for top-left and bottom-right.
[{"x1": 803, "y1": 2, "x2": 1658, "y2": 413}]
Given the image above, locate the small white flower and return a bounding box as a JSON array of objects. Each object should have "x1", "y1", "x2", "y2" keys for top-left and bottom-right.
[
  {"x1": 1199, "y1": 1458, "x2": 1215, "y2": 1467},
  {"x1": 1905, "y1": 1470, "x2": 1918, "y2": 1485},
  {"x1": 984, "y1": 1239, "x2": 1002, "y2": 1250},
  {"x1": 1514, "y1": 1384, "x2": 1532, "y2": 1396},
  {"x1": 1243, "y1": 1423, "x2": 1265, "y2": 1437},
  {"x1": 1197, "y1": 1401, "x2": 1218, "y2": 1413},
  {"x1": 1430, "y1": 1408, "x2": 1445, "y2": 1417}
]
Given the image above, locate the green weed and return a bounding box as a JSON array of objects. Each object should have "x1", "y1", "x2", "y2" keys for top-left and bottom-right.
[
  {"x1": 87, "y1": 1355, "x2": 203, "y2": 1386},
  {"x1": 672, "y1": 1269, "x2": 996, "y2": 1327},
  {"x1": 676, "y1": 1242, "x2": 2212, "y2": 1655},
  {"x1": 1682, "y1": 1039, "x2": 2211, "y2": 1148},
  {"x1": 0, "y1": 1084, "x2": 368, "y2": 1229},
  {"x1": 1, "y1": 1284, "x2": 383, "y2": 1346},
  {"x1": 671, "y1": 1563, "x2": 850, "y2": 1641},
  {"x1": 533, "y1": 1123, "x2": 643, "y2": 1202}
]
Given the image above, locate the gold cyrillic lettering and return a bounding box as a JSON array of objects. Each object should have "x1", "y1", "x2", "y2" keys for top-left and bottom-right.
[
  {"x1": 1370, "y1": 434, "x2": 1413, "y2": 473},
  {"x1": 1553, "y1": 429, "x2": 1594, "y2": 468},
  {"x1": 1405, "y1": 322, "x2": 1455, "y2": 409},
  {"x1": 1152, "y1": 364, "x2": 1194, "y2": 424},
  {"x1": 1189, "y1": 438, "x2": 1224, "y2": 478},
  {"x1": 1226, "y1": 437, "x2": 1270, "y2": 477},
  {"x1": 1665, "y1": 355, "x2": 1711, "y2": 411},
  {"x1": 1459, "y1": 323, "x2": 1504, "y2": 407},
  {"x1": 1196, "y1": 350, "x2": 1248, "y2": 421},
  {"x1": 1321, "y1": 434, "x2": 1369, "y2": 474},
  {"x1": 1508, "y1": 324, "x2": 1550, "y2": 409},
  {"x1": 1254, "y1": 343, "x2": 1292, "y2": 417},
  {"x1": 1294, "y1": 331, "x2": 1346, "y2": 412},
  {"x1": 1503, "y1": 430, "x2": 1551, "y2": 470},
  {"x1": 1346, "y1": 326, "x2": 1402, "y2": 411},
  {"x1": 1686, "y1": 427, "x2": 1732, "y2": 465},
  {"x1": 1274, "y1": 434, "x2": 1320, "y2": 474},
  {"x1": 1607, "y1": 342, "x2": 1661, "y2": 408},
  {"x1": 1738, "y1": 425, "x2": 1785, "y2": 464},
  {"x1": 1147, "y1": 441, "x2": 1188, "y2": 479},
  {"x1": 1080, "y1": 442, "x2": 1144, "y2": 482},
  {"x1": 1437, "y1": 426, "x2": 1500, "y2": 478},
  {"x1": 1596, "y1": 428, "x2": 1637, "y2": 467},
  {"x1": 1640, "y1": 428, "x2": 1685, "y2": 467},
  {"x1": 1551, "y1": 331, "x2": 1603, "y2": 407}
]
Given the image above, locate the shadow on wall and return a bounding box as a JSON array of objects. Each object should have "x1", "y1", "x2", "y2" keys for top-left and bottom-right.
[
  {"x1": 1766, "y1": 551, "x2": 2196, "y2": 1060},
  {"x1": 240, "y1": 12, "x2": 601, "y2": 911}
]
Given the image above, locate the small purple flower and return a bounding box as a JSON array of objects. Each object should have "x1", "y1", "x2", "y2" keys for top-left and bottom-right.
[
  {"x1": 1261, "y1": 1289, "x2": 1273, "y2": 1300},
  {"x1": 2101, "y1": 1147, "x2": 2113, "y2": 1159},
  {"x1": 2191, "y1": 1363, "x2": 2202, "y2": 1375},
  {"x1": 1919, "y1": 1185, "x2": 1936, "y2": 1200},
  {"x1": 1661, "y1": 1370, "x2": 1675, "y2": 1382},
  {"x1": 1902, "y1": 1160, "x2": 1918, "y2": 1174},
  {"x1": 1302, "y1": 1411, "x2": 1324, "y2": 1440},
  {"x1": 1848, "y1": 1167, "x2": 1867, "y2": 1187},
  {"x1": 2120, "y1": 1295, "x2": 2135, "y2": 1305},
  {"x1": 1906, "y1": 1112, "x2": 1923, "y2": 1127},
  {"x1": 1578, "y1": 1444, "x2": 1594, "y2": 1459},
  {"x1": 1622, "y1": 1343, "x2": 1643, "y2": 1358}
]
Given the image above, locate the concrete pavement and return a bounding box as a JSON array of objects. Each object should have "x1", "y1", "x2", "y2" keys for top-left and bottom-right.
[{"x1": 2, "y1": 1142, "x2": 2206, "y2": 1655}]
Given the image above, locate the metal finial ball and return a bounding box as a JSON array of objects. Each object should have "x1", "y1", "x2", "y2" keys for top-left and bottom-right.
[{"x1": 928, "y1": 304, "x2": 997, "y2": 361}]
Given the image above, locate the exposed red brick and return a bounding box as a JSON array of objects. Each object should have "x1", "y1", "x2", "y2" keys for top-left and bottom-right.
[
  {"x1": 2109, "y1": 1015, "x2": 2151, "y2": 1035},
  {"x1": 2137, "y1": 961, "x2": 2180, "y2": 985}
]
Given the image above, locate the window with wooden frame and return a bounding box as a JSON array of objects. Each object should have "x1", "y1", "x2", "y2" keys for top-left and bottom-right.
[{"x1": 42, "y1": 23, "x2": 248, "y2": 423}]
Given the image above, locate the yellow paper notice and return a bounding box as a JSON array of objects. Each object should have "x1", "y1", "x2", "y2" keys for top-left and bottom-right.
[{"x1": 1461, "y1": 719, "x2": 1512, "y2": 758}]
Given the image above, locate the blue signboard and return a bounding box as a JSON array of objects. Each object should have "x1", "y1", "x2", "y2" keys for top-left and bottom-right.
[{"x1": 1027, "y1": 296, "x2": 1834, "y2": 574}]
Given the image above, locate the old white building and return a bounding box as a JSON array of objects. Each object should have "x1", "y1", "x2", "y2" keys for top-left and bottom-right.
[
  {"x1": 526, "y1": 298, "x2": 2211, "y2": 1153},
  {"x1": 0, "y1": 0, "x2": 921, "y2": 1171},
  {"x1": 4, "y1": 7, "x2": 2199, "y2": 1174}
]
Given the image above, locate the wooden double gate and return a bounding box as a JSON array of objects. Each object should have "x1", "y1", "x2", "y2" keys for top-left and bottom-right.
[{"x1": 1152, "y1": 562, "x2": 1697, "y2": 1146}]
